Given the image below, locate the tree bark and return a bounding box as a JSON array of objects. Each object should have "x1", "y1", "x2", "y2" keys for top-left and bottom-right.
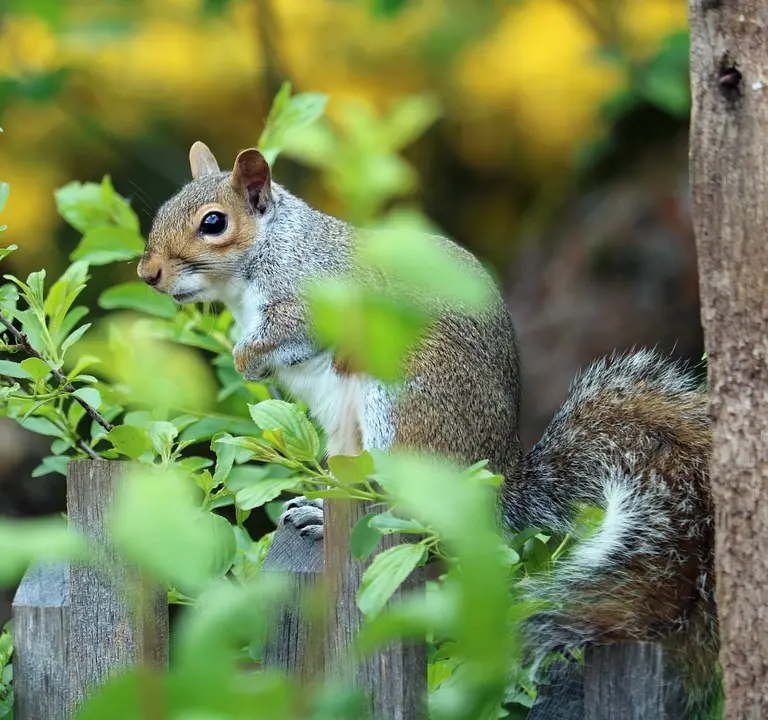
[{"x1": 689, "y1": 1, "x2": 768, "y2": 717}]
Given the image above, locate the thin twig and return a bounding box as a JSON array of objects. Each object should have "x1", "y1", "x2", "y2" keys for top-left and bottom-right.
[
  {"x1": 0, "y1": 310, "x2": 114, "y2": 432},
  {"x1": 76, "y1": 438, "x2": 101, "y2": 460}
]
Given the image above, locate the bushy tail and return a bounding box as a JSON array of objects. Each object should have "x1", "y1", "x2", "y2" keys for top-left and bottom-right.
[{"x1": 504, "y1": 350, "x2": 718, "y2": 716}]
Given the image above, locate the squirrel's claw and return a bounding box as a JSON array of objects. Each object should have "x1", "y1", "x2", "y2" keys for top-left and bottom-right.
[{"x1": 279, "y1": 497, "x2": 324, "y2": 540}]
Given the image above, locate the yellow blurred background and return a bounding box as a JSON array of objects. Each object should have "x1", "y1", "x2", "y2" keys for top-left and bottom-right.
[{"x1": 0, "y1": 0, "x2": 687, "y2": 272}]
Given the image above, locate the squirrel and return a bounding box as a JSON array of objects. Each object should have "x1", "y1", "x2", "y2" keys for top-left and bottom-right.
[{"x1": 138, "y1": 141, "x2": 717, "y2": 717}]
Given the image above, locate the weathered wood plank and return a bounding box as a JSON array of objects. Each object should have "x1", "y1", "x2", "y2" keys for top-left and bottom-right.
[
  {"x1": 12, "y1": 562, "x2": 70, "y2": 720},
  {"x1": 324, "y1": 498, "x2": 427, "y2": 720},
  {"x1": 261, "y1": 521, "x2": 324, "y2": 684},
  {"x1": 583, "y1": 643, "x2": 686, "y2": 720},
  {"x1": 67, "y1": 460, "x2": 169, "y2": 713}
]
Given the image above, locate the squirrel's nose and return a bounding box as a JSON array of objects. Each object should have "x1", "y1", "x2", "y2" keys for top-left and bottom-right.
[{"x1": 138, "y1": 262, "x2": 163, "y2": 287}]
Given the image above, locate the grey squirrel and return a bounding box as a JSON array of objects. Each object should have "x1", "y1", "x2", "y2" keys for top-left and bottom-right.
[{"x1": 139, "y1": 142, "x2": 717, "y2": 716}]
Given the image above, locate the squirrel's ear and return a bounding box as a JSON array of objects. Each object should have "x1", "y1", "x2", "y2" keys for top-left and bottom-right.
[
  {"x1": 189, "y1": 141, "x2": 220, "y2": 179},
  {"x1": 231, "y1": 148, "x2": 272, "y2": 213}
]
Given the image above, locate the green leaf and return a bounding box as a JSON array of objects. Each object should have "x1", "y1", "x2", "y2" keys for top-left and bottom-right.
[
  {"x1": 71, "y1": 226, "x2": 145, "y2": 265},
  {"x1": 0, "y1": 517, "x2": 85, "y2": 584},
  {"x1": 146, "y1": 420, "x2": 178, "y2": 458},
  {"x1": 177, "y1": 456, "x2": 213, "y2": 473},
  {"x1": 207, "y1": 513, "x2": 237, "y2": 579},
  {"x1": 357, "y1": 542, "x2": 426, "y2": 619},
  {"x1": 0, "y1": 359, "x2": 31, "y2": 379},
  {"x1": 226, "y1": 466, "x2": 301, "y2": 510},
  {"x1": 179, "y1": 416, "x2": 258, "y2": 444},
  {"x1": 571, "y1": 503, "x2": 606, "y2": 543},
  {"x1": 328, "y1": 451, "x2": 374, "y2": 486},
  {"x1": 72, "y1": 387, "x2": 101, "y2": 409},
  {"x1": 0, "y1": 283, "x2": 18, "y2": 313},
  {"x1": 17, "y1": 415, "x2": 64, "y2": 438},
  {"x1": 248, "y1": 400, "x2": 320, "y2": 461},
  {"x1": 350, "y1": 513, "x2": 382, "y2": 560},
  {"x1": 522, "y1": 536, "x2": 551, "y2": 575},
  {"x1": 98, "y1": 282, "x2": 177, "y2": 319},
  {"x1": 44, "y1": 260, "x2": 89, "y2": 320},
  {"x1": 212, "y1": 433, "x2": 236, "y2": 487},
  {"x1": 108, "y1": 425, "x2": 151, "y2": 461},
  {"x1": 23, "y1": 269, "x2": 46, "y2": 314},
  {"x1": 55, "y1": 176, "x2": 139, "y2": 233},
  {"x1": 60, "y1": 322, "x2": 91, "y2": 356},
  {"x1": 368, "y1": 513, "x2": 428, "y2": 534},
  {"x1": 20, "y1": 357, "x2": 52, "y2": 382},
  {"x1": 31, "y1": 455, "x2": 69, "y2": 477}
]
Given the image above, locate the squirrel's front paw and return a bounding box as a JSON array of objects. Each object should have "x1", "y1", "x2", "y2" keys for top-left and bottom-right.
[
  {"x1": 233, "y1": 338, "x2": 270, "y2": 380},
  {"x1": 279, "y1": 497, "x2": 324, "y2": 540}
]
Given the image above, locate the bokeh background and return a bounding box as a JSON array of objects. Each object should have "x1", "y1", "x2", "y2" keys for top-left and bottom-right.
[{"x1": 0, "y1": 0, "x2": 700, "y2": 618}]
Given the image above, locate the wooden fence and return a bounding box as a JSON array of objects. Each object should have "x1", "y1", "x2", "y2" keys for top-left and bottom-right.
[{"x1": 11, "y1": 461, "x2": 686, "y2": 719}]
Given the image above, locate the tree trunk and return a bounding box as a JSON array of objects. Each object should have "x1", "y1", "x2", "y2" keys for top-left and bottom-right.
[{"x1": 689, "y1": 1, "x2": 768, "y2": 717}]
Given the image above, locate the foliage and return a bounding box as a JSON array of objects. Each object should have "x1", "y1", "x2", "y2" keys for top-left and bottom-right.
[
  {"x1": 0, "y1": 84, "x2": 606, "y2": 719},
  {"x1": 0, "y1": 624, "x2": 11, "y2": 719}
]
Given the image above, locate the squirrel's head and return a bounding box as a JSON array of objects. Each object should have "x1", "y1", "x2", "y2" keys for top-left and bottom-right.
[{"x1": 138, "y1": 141, "x2": 272, "y2": 303}]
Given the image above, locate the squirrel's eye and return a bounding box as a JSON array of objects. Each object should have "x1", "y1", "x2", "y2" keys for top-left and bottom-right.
[{"x1": 199, "y1": 211, "x2": 228, "y2": 236}]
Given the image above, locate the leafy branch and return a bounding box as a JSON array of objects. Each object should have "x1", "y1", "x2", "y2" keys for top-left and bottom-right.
[{"x1": 0, "y1": 310, "x2": 113, "y2": 436}]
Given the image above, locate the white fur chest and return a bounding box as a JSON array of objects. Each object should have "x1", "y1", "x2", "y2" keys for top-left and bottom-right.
[
  {"x1": 213, "y1": 280, "x2": 365, "y2": 457},
  {"x1": 215, "y1": 280, "x2": 267, "y2": 333},
  {"x1": 276, "y1": 353, "x2": 364, "y2": 457}
]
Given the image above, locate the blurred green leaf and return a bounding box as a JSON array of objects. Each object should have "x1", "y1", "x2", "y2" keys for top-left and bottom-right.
[
  {"x1": 258, "y1": 82, "x2": 328, "y2": 166},
  {"x1": 357, "y1": 542, "x2": 426, "y2": 619},
  {"x1": 384, "y1": 95, "x2": 441, "y2": 150},
  {"x1": 310, "y1": 278, "x2": 428, "y2": 381},
  {"x1": 110, "y1": 466, "x2": 233, "y2": 593},
  {"x1": 360, "y1": 218, "x2": 496, "y2": 313},
  {"x1": 0, "y1": 517, "x2": 85, "y2": 584},
  {"x1": 0, "y1": 184, "x2": 9, "y2": 220},
  {"x1": 76, "y1": 316, "x2": 217, "y2": 412},
  {"x1": 372, "y1": 451, "x2": 515, "y2": 706},
  {"x1": 71, "y1": 227, "x2": 145, "y2": 266},
  {"x1": 98, "y1": 282, "x2": 177, "y2": 319},
  {"x1": 371, "y1": 0, "x2": 410, "y2": 16}
]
